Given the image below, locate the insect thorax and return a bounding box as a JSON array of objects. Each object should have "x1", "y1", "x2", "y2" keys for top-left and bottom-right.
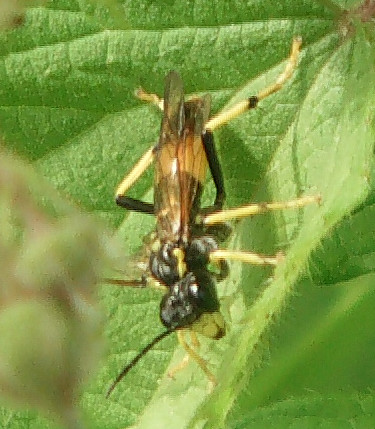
[{"x1": 149, "y1": 238, "x2": 224, "y2": 335}]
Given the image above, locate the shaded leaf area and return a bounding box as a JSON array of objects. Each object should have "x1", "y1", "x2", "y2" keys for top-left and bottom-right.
[
  {"x1": 0, "y1": 0, "x2": 374, "y2": 429},
  {"x1": 310, "y1": 202, "x2": 375, "y2": 285},
  {"x1": 118, "y1": 0, "x2": 332, "y2": 29},
  {"x1": 232, "y1": 393, "x2": 375, "y2": 428},
  {"x1": 46, "y1": 0, "x2": 334, "y2": 29}
]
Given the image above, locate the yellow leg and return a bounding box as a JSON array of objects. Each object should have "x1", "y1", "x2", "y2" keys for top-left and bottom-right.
[
  {"x1": 190, "y1": 331, "x2": 200, "y2": 349},
  {"x1": 168, "y1": 353, "x2": 190, "y2": 380},
  {"x1": 203, "y1": 195, "x2": 321, "y2": 225},
  {"x1": 167, "y1": 331, "x2": 201, "y2": 379},
  {"x1": 205, "y1": 37, "x2": 302, "y2": 132},
  {"x1": 210, "y1": 250, "x2": 284, "y2": 266},
  {"x1": 115, "y1": 146, "x2": 155, "y2": 197},
  {"x1": 135, "y1": 87, "x2": 164, "y2": 111},
  {"x1": 168, "y1": 330, "x2": 217, "y2": 385}
]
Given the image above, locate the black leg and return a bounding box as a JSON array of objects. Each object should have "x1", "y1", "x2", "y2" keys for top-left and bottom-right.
[
  {"x1": 202, "y1": 130, "x2": 226, "y2": 209},
  {"x1": 116, "y1": 195, "x2": 154, "y2": 215},
  {"x1": 115, "y1": 145, "x2": 156, "y2": 215}
]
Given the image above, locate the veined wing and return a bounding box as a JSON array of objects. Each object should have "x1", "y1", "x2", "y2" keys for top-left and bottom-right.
[
  {"x1": 178, "y1": 94, "x2": 211, "y2": 242},
  {"x1": 154, "y1": 71, "x2": 185, "y2": 243}
]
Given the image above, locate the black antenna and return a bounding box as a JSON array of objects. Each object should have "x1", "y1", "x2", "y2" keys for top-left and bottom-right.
[{"x1": 106, "y1": 329, "x2": 174, "y2": 398}]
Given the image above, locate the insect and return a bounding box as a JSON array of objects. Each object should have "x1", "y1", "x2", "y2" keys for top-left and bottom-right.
[{"x1": 106, "y1": 37, "x2": 319, "y2": 396}]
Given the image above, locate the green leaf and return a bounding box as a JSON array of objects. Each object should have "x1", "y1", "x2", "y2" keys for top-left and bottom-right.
[
  {"x1": 1, "y1": 1, "x2": 374, "y2": 428},
  {"x1": 232, "y1": 392, "x2": 375, "y2": 428}
]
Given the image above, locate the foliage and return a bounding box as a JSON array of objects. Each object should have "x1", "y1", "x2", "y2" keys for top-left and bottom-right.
[{"x1": 0, "y1": 0, "x2": 374, "y2": 428}]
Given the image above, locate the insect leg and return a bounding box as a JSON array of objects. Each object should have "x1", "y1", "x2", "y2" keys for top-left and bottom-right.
[
  {"x1": 103, "y1": 278, "x2": 147, "y2": 287},
  {"x1": 203, "y1": 195, "x2": 321, "y2": 225},
  {"x1": 115, "y1": 145, "x2": 156, "y2": 214},
  {"x1": 168, "y1": 354, "x2": 190, "y2": 379},
  {"x1": 135, "y1": 88, "x2": 164, "y2": 111},
  {"x1": 190, "y1": 331, "x2": 200, "y2": 348},
  {"x1": 172, "y1": 330, "x2": 217, "y2": 385},
  {"x1": 205, "y1": 37, "x2": 302, "y2": 132},
  {"x1": 210, "y1": 249, "x2": 283, "y2": 266},
  {"x1": 168, "y1": 330, "x2": 216, "y2": 385},
  {"x1": 202, "y1": 130, "x2": 226, "y2": 209},
  {"x1": 103, "y1": 276, "x2": 167, "y2": 292}
]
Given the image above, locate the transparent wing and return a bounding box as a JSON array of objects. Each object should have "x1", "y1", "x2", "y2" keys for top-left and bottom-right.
[
  {"x1": 179, "y1": 94, "x2": 211, "y2": 238},
  {"x1": 154, "y1": 71, "x2": 185, "y2": 242}
]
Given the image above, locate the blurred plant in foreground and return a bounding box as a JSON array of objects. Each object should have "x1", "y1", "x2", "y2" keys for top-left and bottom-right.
[{"x1": 0, "y1": 148, "x2": 110, "y2": 429}]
